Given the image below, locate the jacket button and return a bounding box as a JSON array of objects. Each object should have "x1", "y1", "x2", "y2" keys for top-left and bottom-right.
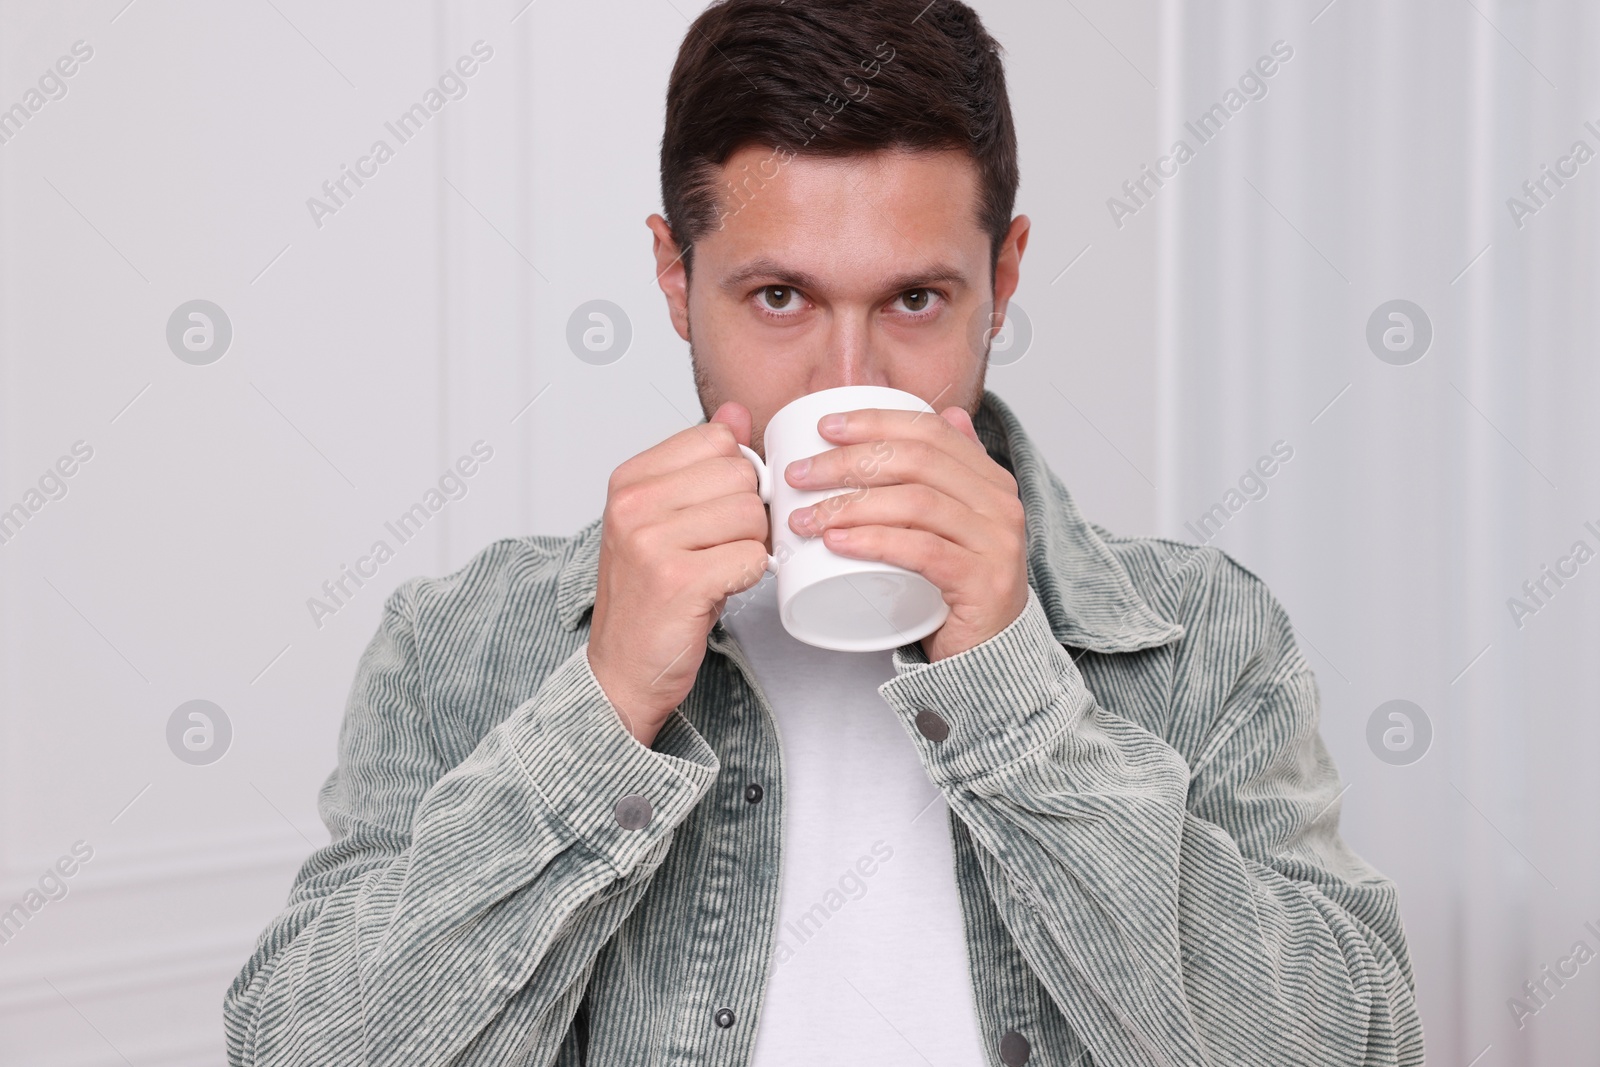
[
  {"x1": 915, "y1": 708, "x2": 950, "y2": 742},
  {"x1": 999, "y1": 1029, "x2": 1030, "y2": 1065},
  {"x1": 744, "y1": 782, "x2": 764, "y2": 804},
  {"x1": 713, "y1": 1006, "x2": 736, "y2": 1028},
  {"x1": 613, "y1": 793, "x2": 652, "y2": 830}
]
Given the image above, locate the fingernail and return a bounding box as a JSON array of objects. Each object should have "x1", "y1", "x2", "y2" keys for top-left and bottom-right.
[
  {"x1": 787, "y1": 457, "x2": 810, "y2": 480},
  {"x1": 819, "y1": 413, "x2": 846, "y2": 435},
  {"x1": 792, "y1": 507, "x2": 814, "y2": 530}
]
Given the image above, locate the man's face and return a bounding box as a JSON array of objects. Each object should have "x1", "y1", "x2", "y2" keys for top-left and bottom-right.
[{"x1": 648, "y1": 145, "x2": 1029, "y2": 455}]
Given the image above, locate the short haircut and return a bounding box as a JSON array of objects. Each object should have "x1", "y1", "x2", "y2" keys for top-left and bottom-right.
[{"x1": 661, "y1": 0, "x2": 1019, "y2": 282}]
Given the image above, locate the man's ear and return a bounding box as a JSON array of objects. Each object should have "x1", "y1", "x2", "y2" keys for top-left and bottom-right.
[
  {"x1": 991, "y1": 214, "x2": 1031, "y2": 321},
  {"x1": 647, "y1": 214, "x2": 691, "y2": 342}
]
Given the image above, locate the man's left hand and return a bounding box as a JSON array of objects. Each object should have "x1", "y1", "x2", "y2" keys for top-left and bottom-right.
[{"x1": 783, "y1": 405, "x2": 1030, "y2": 663}]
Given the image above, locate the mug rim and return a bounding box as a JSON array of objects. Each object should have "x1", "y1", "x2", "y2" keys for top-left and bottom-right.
[{"x1": 763, "y1": 384, "x2": 936, "y2": 449}]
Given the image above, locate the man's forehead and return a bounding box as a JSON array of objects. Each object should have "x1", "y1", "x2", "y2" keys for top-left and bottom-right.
[{"x1": 701, "y1": 144, "x2": 986, "y2": 288}]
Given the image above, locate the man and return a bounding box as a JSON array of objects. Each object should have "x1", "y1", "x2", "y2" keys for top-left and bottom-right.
[{"x1": 226, "y1": 1, "x2": 1424, "y2": 1064}]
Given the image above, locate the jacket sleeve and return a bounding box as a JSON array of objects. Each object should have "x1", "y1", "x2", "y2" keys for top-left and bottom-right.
[
  {"x1": 224, "y1": 577, "x2": 719, "y2": 1067},
  {"x1": 876, "y1": 583, "x2": 1424, "y2": 1067}
]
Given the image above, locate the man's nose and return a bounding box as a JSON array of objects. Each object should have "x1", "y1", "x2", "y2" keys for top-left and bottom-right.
[{"x1": 811, "y1": 309, "x2": 890, "y2": 390}]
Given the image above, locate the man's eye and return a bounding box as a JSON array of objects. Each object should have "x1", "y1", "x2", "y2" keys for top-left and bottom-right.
[
  {"x1": 759, "y1": 286, "x2": 800, "y2": 311},
  {"x1": 894, "y1": 289, "x2": 939, "y2": 314}
]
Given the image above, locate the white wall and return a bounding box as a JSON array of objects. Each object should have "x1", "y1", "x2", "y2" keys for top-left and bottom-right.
[
  {"x1": 1157, "y1": 2, "x2": 1600, "y2": 1065},
  {"x1": 0, "y1": 1, "x2": 1159, "y2": 1063}
]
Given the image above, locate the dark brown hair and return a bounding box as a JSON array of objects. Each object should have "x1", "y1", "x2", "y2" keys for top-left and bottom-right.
[{"x1": 661, "y1": 0, "x2": 1018, "y2": 282}]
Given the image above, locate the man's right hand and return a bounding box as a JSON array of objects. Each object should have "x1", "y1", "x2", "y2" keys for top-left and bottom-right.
[{"x1": 586, "y1": 401, "x2": 772, "y2": 748}]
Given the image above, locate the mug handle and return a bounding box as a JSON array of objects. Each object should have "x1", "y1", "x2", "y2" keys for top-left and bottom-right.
[{"x1": 737, "y1": 444, "x2": 780, "y2": 575}]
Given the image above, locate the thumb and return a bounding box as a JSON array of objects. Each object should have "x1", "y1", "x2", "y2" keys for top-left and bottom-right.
[
  {"x1": 940, "y1": 405, "x2": 981, "y2": 446},
  {"x1": 710, "y1": 400, "x2": 753, "y2": 447}
]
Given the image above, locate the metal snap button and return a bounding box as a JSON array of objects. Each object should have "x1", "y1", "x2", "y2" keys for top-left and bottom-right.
[
  {"x1": 999, "y1": 1029, "x2": 1030, "y2": 1065},
  {"x1": 744, "y1": 782, "x2": 764, "y2": 804},
  {"x1": 613, "y1": 793, "x2": 652, "y2": 830},
  {"x1": 915, "y1": 708, "x2": 950, "y2": 742},
  {"x1": 714, "y1": 1006, "x2": 736, "y2": 1028}
]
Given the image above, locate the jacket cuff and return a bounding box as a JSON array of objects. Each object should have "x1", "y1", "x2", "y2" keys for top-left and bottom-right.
[
  {"x1": 878, "y1": 585, "x2": 1088, "y2": 787},
  {"x1": 509, "y1": 642, "x2": 719, "y2": 876}
]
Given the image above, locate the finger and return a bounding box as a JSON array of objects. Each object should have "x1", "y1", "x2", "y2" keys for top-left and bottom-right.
[
  {"x1": 710, "y1": 400, "x2": 752, "y2": 445},
  {"x1": 619, "y1": 452, "x2": 766, "y2": 515},
  {"x1": 700, "y1": 537, "x2": 774, "y2": 598},
  {"x1": 695, "y1": 537, "x2": 776, "y2": 601},
  {"x1": 787, "y1": 435, "x2": 1017, "y2": 521},
  {"x1": 611, "y1": 408, "x2": 751, "y2": 489},
  {"x1": 939, "y1": 405, "x2": 983, "y2": 448},
  {"x1": 791, "y1": 482, "x2": 1005, "y2": 556},
  {"x1": 813, "y1": 406, "x2": 1007, "y2": 487},
  {"x1": 611, "y1": 538, "x2": 772, "y2": 653},
  {"x1": 817, "y1": 523, "x2": 977, "y2": 598},
  {"x1": 641, "y1": 489, "x2": 769, "y2": 554}
]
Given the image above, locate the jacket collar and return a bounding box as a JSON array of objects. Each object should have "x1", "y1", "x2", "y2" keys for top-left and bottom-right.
[{"x1": 556, "y1": 389, "x2": 1183, "y2": 654}]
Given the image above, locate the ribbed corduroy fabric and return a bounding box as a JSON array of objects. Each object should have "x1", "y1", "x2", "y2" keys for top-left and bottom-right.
[{"x1": 224, "y1": 389, "x2": 1424, "y2": 1067}]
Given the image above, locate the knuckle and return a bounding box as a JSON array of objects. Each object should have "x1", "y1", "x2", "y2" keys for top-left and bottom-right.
[
  {"x1": 860, "y1": 439, "x2": 894, "y2": 475},
  {"x1": 909, "y1": 482, "x2": 941, "y2": 511},
  {"x1": 722, "y1": 556, "x2": 758, "y2": 592},
  {"x1": 726, "y1": 457, "x2": 761, "y2": 495},
  {"x1": 739, "y1": 494, "x2": 769, "y2": 527},
  {"x1": 719, "y1": 544, "x2": 767, "y2": 592},
  {"x1": 853, "y1": 446, "x2": 887, "y2": 480},
  {"x1": 703, "y1": 421, "x2": 739, "y2": 455},
  {"x1": 627, "y1": 522, "x2": 667, "y2": 561},
  {"x1": 606, "y1": 462, "x2": 634, "y2": 497},
  {"x1": 608, "y1": 482, "x2": 648, "y2": 524}
]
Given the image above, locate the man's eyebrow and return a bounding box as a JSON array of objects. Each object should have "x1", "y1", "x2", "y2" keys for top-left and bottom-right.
[{"x1": 718, "y1": 257, "x2": 971, "y2": 295}]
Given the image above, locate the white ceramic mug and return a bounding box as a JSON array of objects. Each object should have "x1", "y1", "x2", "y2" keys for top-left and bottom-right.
[{"x1": 734, "y1": 385, "x2": 951, "y2": 652}]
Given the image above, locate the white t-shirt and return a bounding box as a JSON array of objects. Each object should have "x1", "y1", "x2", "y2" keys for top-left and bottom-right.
[{"x1": 719, "y1": 571, "x2": 987, "y2": 1066}]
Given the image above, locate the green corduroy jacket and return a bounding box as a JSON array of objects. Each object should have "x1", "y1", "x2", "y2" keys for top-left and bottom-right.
[{"x1": 225, "y1": 389, "x2": 1424, "y2": 1067}]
